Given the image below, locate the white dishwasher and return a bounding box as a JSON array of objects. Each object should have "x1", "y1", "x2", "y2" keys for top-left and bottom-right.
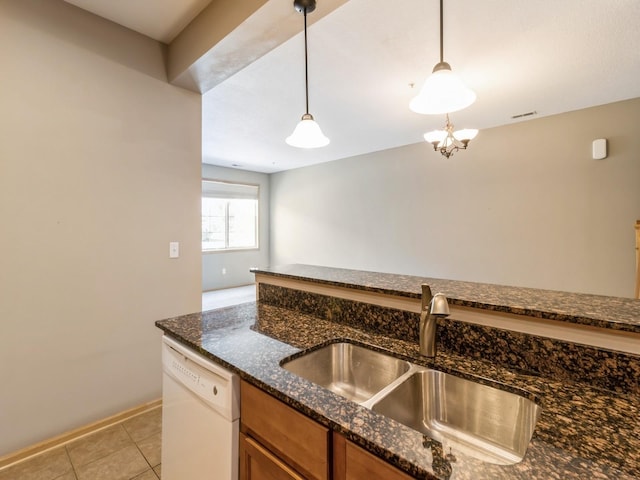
[{"x1": 161, "y1": 335, "x2": 240, "y2": 480}]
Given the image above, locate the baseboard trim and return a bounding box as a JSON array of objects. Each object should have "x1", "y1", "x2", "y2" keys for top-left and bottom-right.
[
  {"x1": 202, "y1": 283, "x2": 254, "y2": 293},
  {"x1": 0, "y1": 399, "x2": 162, "y2": 470}
]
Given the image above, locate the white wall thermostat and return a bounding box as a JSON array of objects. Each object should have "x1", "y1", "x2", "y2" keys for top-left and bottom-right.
[{"x1": 592, "y1": 138, "x2": 607, "y2": 160}]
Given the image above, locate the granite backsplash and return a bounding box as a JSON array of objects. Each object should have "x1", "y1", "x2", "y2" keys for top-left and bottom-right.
[{"x1": 258, "y1": 282, "x2": 640, "y2": 395}]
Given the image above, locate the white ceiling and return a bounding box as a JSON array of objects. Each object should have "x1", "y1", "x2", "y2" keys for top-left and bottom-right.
[
  {"x1": 63, "y1": 0, "x2": 212, "y2": 43},
  {"x1": 65, "y1": 0, "x2": 640, "y2": 174}
]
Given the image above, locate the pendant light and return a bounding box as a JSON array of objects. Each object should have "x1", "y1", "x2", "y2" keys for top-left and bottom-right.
[
  {"x1": 286, "y1": 0, "x2": 330, "y2": 149},
  {"x1": 409, "y1": 0, "x2": 476, "y2": 115}
]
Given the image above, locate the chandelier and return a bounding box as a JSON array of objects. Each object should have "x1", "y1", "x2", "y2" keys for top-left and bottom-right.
[
  {"x1": 410, "y1": 0, "x2": 479, "y2": 158},
  {"x1": 424, "y1": 114, "x2": 478, "y2": 158}
]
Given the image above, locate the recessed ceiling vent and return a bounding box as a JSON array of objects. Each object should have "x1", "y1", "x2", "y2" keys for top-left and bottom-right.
[{"x1": 511, "y1": 111, "x2": 538, "y2": 119}]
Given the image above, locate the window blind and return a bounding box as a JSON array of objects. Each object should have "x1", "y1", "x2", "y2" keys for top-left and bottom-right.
[{"x1": 202, "y1": 180, "x2": 259, "y2": 200}]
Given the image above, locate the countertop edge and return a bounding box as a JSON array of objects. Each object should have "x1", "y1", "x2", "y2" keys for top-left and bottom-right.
[{"x1": 252, "y1": 265, "x2": 640, "y2": 334}]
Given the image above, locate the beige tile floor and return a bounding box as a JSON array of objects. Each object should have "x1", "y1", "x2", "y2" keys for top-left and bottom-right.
[{"x1": 0, "y1": 407, "x2": 162, "y2": 480}]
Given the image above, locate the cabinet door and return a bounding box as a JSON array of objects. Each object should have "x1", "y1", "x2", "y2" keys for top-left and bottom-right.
[
  {"x1": 333, "y1": 433, "x2": 414, "y2": 480},
  {"x1": 241, "y1": 381, "x2": 329, "y2": 480},
  {"x1": 240, "y1": 433, "x2": 305, "y2": 480}
]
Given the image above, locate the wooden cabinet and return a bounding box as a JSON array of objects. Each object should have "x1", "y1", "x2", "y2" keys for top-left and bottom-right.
[
  {"x1": 240, "y1": 433, "x2": 305, "y2": 480},
  {"x1": 240, "y1": 380, "x2": 413, "y2": 480},
  {"x1": 240, "y1": 381, "x2": 330, "y2": 480},
  {"x1": 333, "y1": 433, "x2": 414, "y2": 480}
]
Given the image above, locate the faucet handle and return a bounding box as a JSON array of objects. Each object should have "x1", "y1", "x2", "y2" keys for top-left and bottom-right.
[{"x1": 421, "y1": 284, "x2": 433, "y2": 311}]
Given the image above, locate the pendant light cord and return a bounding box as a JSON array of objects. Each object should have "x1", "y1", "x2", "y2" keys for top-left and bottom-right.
[
  {"x1": 304, "y1": 7, "x2": 310, "y2": 115},
  {"x1": 439, "y1": 0, "x2": 444, "y2": 64}
]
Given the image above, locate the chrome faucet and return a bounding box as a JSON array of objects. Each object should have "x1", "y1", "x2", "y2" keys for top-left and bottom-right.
[{"x1": 419, "y1": 284, "x2": 450, "y2": 357}]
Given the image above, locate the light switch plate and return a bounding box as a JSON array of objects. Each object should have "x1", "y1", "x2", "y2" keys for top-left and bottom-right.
[{"x1": 169, "y1": 242, "x2": 179, "y2": 258}]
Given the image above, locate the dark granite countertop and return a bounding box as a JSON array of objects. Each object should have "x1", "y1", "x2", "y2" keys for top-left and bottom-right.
[
  {"x1": 251, "y1": 264, "x2": 640, "y2": 334},
  {"x1": 156, "y1": 303, "x2": 640, "y2": 480}
]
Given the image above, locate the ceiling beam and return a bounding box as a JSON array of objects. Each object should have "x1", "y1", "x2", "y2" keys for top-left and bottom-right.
[{"x1": 167, "y1": 0, "x2": 350, "y2": 94}]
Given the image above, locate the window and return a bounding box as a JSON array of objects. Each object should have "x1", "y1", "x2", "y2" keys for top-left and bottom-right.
[{"x1": 202, "y1": 180, "x2": 259, "y2": 251}]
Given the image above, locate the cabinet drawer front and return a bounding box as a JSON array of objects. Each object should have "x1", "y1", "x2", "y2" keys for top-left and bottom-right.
[
  {"x1": 241, "y1": 381, "x2": 329, "y2": 480},
  {"x1": 240, "y1": 434, "x2": 305, "y2": 480}
]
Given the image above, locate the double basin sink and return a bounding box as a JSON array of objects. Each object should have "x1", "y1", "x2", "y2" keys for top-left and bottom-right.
[{"x1": 281, "y1": 341, "x2": 540, "y2": 466}]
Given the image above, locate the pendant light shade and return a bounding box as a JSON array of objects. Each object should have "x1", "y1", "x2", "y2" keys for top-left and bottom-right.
[
  {"x1": 410, "y1": 62, "x2": 476, "y2": 114},
  {"x1": 409, "y1": 0, "x2": 476, "y2": 115},
  {"x1": 286, "y1": 0, "x2": 329, "y2": 149},
  {"x1": 286, "y1": 113, "x2": 330, "y2": 148}
]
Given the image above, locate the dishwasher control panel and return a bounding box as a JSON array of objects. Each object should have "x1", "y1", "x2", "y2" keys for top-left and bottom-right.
[{"x1": 162, "y1": 336, "x2": 239, "y2": 420}]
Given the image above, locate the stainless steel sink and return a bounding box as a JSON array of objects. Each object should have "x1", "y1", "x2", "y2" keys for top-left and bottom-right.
[
  {"x1": 371, "y1": 370, "x2": 541, "y2": 465},
  {"x1": 281, "y1": 342, "x2": 411, "y2": 403},
  {"x1": 281, "y1": 342, "x2": 540, "y2": 465}
]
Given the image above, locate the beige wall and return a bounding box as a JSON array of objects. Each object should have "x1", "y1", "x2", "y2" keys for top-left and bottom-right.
[
  {"x1": 270, "y1": 98, "x2": 640, "y2": 298},
  {"x1": 0, "y1": 1, "x2": 201, "y2": 455}
]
